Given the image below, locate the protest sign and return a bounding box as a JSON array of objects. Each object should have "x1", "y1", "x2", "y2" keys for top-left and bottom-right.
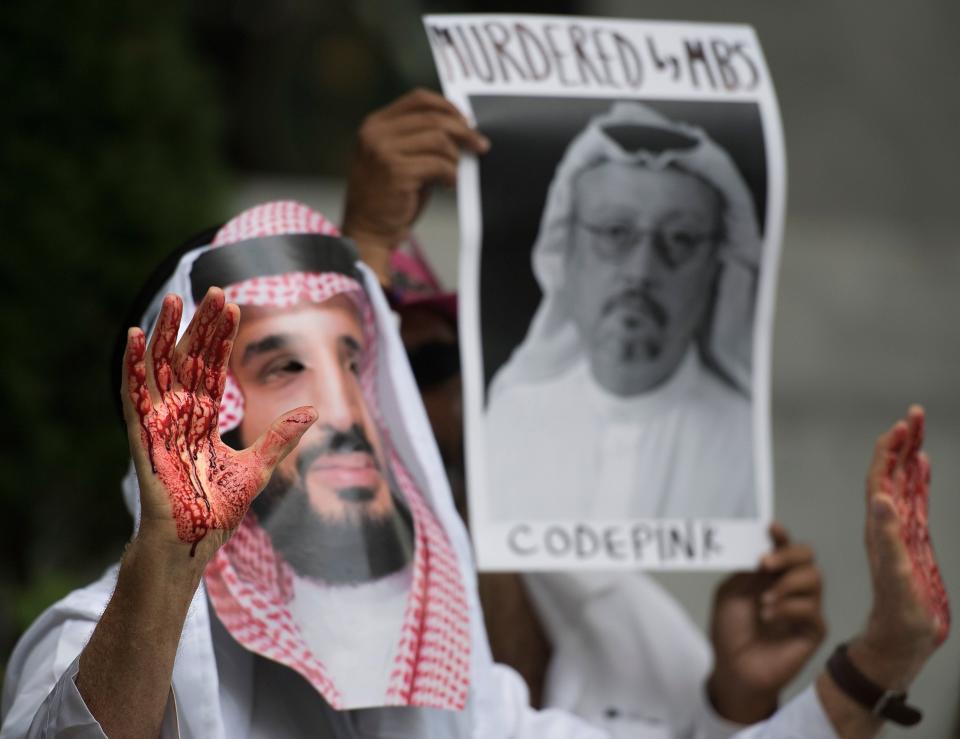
[{"x1": 424, "y1": 14, "x2": 785, "y2": 570}]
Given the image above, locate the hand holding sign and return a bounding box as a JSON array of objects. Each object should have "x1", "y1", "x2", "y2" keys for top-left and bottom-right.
[
  {"x1": 122, "y1": 287, "x2": 316, "y2": 560},
  {"x1": 341, "y1": 88, "x2": 489, "y2": 283},
  {"x1": 707, "y1": 524, "x2": 826, "y2": 723}
]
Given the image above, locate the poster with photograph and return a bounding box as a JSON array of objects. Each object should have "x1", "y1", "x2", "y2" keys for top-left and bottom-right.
[{"x1": 423, "y1": 14, "x2": 785, "y2": 570}]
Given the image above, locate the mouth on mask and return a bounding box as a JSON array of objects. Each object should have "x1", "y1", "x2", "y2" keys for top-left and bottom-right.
[
  {"x1": 253, "y1": 466, "x2": 415, "y2": 584},
  {"x1": 294, "y1": 424, "x2": 385, "y2": 495},
  {"x1": 335, "y1": 486, "x2": 377, "y2": 503}
]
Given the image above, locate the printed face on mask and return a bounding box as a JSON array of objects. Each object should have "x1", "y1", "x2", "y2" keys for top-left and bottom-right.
[
  {"x1": 228, "y1": 293, "x2": 413, "y2": 583},
  {"x1": 565, "y1": 162, "x2": 722, "y2": 397}
]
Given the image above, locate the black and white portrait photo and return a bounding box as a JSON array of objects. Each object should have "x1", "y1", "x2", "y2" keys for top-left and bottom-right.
[
  {"x1": 426, "y1": 15, "x2": 785, "y2": 569},
  {"x1": 481, "y1": 98, "x2": 766, "y2": 523}
]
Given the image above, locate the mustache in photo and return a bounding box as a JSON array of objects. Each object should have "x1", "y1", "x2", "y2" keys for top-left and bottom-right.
[
  {"x1": 601, "y1": 283, "x2": 669, "y2": 329},
  {"x1": 296, "y1": 423, "x2": 378, "y2": 480}
]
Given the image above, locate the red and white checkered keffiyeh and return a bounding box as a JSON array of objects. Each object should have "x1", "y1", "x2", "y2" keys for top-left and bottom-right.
[{"x1": 201, "y1": 201, "x2": 470, "y2": 710}]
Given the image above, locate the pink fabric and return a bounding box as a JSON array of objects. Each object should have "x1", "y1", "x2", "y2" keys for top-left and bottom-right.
[
  {"x1": 202, "y1": 200, "x2": 470, "y2": 710},
  {"x1": 389, "y1": 241, "x2": 458, "y2": 319},
  {"x1": 212, "y1": 200, "x2": 340, "y2": 245},
  {"x1": 390, "y1": 248, "x2": 442, "y2": 295}
]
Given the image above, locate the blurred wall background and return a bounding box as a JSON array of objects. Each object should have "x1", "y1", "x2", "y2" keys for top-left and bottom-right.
[{"x1": 2, "y1": 1, "x2": 958, "y2": 735}]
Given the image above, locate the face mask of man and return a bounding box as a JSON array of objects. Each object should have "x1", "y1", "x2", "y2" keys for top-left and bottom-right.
[{"x1": 248, "y1": 423, "x2": 414, "y2": 585}]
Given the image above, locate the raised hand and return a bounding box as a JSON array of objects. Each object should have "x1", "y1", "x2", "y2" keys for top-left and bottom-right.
[
  {"x1": 121, "y1": 287, "x2": 316, "y2": 558},
  {"x1": 851, "y1": 405, "x2": 950, "y2": 685},
  {"x1": 707, "y1": 523, "x2": 826, "y2": 724},
  {"x1": 341, "y1": 88, "x2": 489, "y2": 283},
  {"x1": 811, "y1": 407, "x2": 951, "y2": 738}
]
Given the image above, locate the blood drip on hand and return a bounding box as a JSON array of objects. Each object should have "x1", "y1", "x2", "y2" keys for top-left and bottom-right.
[
  {"x1": 126, "y1": 293, "x2": 312, "y2": 556},
  {"x1": 884, "y1": 413, "x2": 951, "y2": 644}
]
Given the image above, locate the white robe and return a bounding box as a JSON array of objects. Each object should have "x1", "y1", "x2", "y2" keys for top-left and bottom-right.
[
  {"x1": 486, "y1": 350, "x2": 756, "y2": 522},
  {"x1": 0, "y1": 564, "x2": 840, "y2": 739},
  {"x1": 1, "y1": 265, "x2": 835, "y2": 738},
  {"x1": 527, "y1": 571, "x2": 737, "y2": 738}
]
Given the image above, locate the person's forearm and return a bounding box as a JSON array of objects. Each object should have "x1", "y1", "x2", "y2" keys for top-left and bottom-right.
[
  {"x1": 76, "y1": 524, "x2": 205, "y2": 737},
  {"x1": 342, "y1": 225, "x2": 395, "y2": 288},
  {"x1": 815, "y1": 671, "x2": 881, "y2": 739},
  {"x1": 814, "y1": 633, "x2": 923, "y2": 739}
]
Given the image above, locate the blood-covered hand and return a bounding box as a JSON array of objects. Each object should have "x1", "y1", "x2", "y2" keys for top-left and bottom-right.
[
  {"x1": 848, "y1": 405, "x2": 950, "y2": 688},
  {"x1": 121, "y1": 287, "x2": 316, "y2": 560},
  {"x1": 707, "y1": 523, "x2": 826, "y2": 724},
  {"x1": 341, "y1": 88, "x2": 489, "y2": 284}
]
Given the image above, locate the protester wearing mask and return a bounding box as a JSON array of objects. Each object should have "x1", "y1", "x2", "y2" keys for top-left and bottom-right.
[
  {"x1": 0, "y1": 90, "x2": 950, "y2": 737},
  {"x1": 0, "y1": 197, "x2": 950, "y2": 739},
  {"x1": 1, "y1": 202, "x2": 482, "y2": 736}
]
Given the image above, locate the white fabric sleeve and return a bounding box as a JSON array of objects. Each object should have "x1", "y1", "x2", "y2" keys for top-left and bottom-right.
[
  {"x1": 473, "y1": 663, "x2": 608, "y2": 739},
  {"x1": 22, "y1": 655, "x2": 107, "y2": 739},
  {"x1": 728, "y1": 686, "x2": 838, "y2": 739},
  {"x1": 1, "y1": 624, "x2": 180, "y2": 739}
]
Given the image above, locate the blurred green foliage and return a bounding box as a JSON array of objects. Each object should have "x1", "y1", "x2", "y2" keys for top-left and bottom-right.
[
  {"x1": 192, "y1": 0, "x2": 408, "y2": 175},
  {"x1": 188, "y1": 0, "x2": 577, "y2": 175},
  {"x1": 0, "y1": 0, "x2": 226, "y2": 673}
]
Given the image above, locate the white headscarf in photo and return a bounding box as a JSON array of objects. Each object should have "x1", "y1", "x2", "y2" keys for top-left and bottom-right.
[
  {"x1": 121, "y1": 201, "x2": 470, "y2": 711},
  {"x1": 489, "y1": 102, "x2": 762, "y2": 402}
]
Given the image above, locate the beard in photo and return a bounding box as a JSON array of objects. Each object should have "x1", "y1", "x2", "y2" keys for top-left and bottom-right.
[{"x1": 597, "y1": 282, "x2": 668, "y2": 361}]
